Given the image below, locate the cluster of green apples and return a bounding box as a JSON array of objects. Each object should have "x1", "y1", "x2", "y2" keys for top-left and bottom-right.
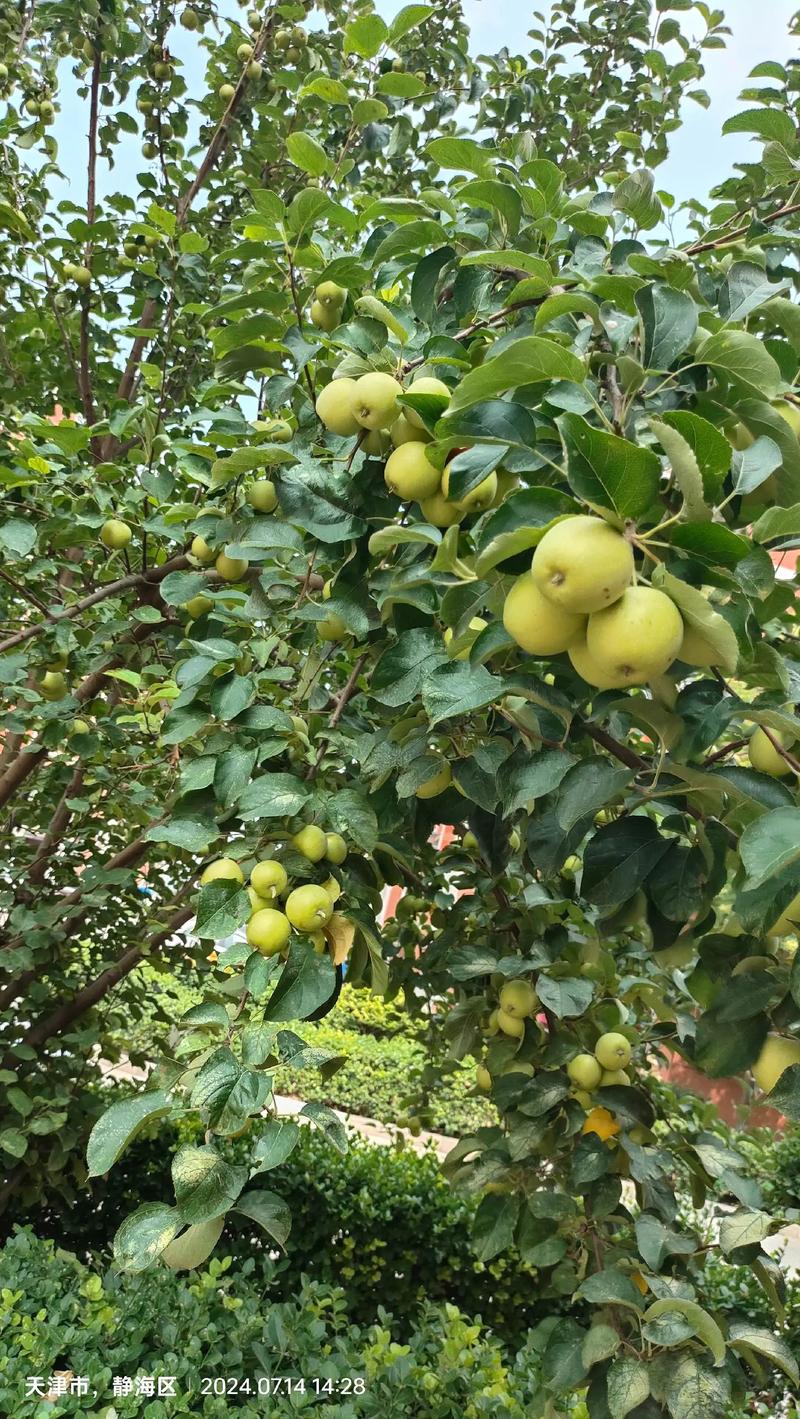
[
  {"x1": 566, "y1": 1031, "x2": 633, "y2": 1103},
  {"x1": 310, "y1": 280, "x2": 347, "y2": 333},
  {"x1": 22, "y1": 92, "x2": 55, "y2": 122},
  {"x1": 187, "y1": 480, "x2": 278, "y2": 588},
  {"x1": 62, "y1": 259, "x2": 92, "y2": 288},
  {"x1": 503, "y1": 514, "x2": 719, "y2": 689},
  {"x1": 200, "y1": 823, "x2": 348, "y2": 958}
]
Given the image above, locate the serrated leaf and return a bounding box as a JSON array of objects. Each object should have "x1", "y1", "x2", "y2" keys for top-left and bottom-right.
[
  {"x1": 719, "y1": 1208, "x2": 774, "y2": 1254},
  {"x1": 651, "y1": 565, "x2": 738, "y2": 673},
  {"x1": 114, "y1": 1203, "x2": 181, "y2": 1274},
  {"x1": 286, "y1": 131, "x2": 332, "y2": 177},
  {"x1": 172, "y1": 1145, "x2": 248, "y2": 1224},
  {"x1": 448, "y1": 337, "x2": 584, "y2": 413},
  {"x1": 643, "y1": 1299, "x2": 725, "y2": 1365},
  {"x1": 651, "y1": 419, "x2": 708, "y2": 520},
  {"x1": 560, "y1": 412, "x2": 660, "y2": 519},
  {"x1": 86, "y1": 1091, "x2": 171, "y2": 1178},
  {"x1": 607, "y1": 1357, "x2": 650, "y2": 1419},
  {"x1": 233, "y1": 1189, "x2": 291, "y2": 1247},
  {"x1": 728, "y1": 1323, "x2": 799, "y2": 1385}
]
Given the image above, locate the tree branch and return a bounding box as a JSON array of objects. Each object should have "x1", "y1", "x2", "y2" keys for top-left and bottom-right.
[
  {"x1": 78, "y1": 51, "x2": 101, "y2": 430},
  {"x1": 684, "y1": 198, "x2": 800, "y2": 256},
  {"x1": 0, "y1": 552, "x2": 189, "y2": 654}
]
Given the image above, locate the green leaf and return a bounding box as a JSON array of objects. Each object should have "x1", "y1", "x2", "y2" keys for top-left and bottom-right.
[
  {"x1": 285, "y1": 131, "x2": 332, "y2": 177},
  {"x1": 535, "y1": 292, "x2": 598, "y2": 331},
  {"x1": 368, "y1": 523, "x2": 441, "y2": 554},
  {"x1": 181, "y1": 1002, "x2": 229, "y2": 1030},
  {"x1": 662, "y1": 1353, "x2": 731, "y2": 1416},
  {"x1": 344, "y1": 13, "x2": 388, "y2": 57},
  {"x1": 607, "y1": 1357, "x2": 650, "y2": 1419},
  {"x1": 280, "y1": 480, "x2": 367, "y2": 542},
  {"x1": 159, "y1": 570, "x2": 210, "y2": 606},
  {"x1": 375, "y1": 71, "x2": 426, "y2": 98},
  {"x1": 652, "y1": 565, "x2": 739, "y2": 673},
  {"x1": 694, "y1": 1010, "x2": 768, "y2": 1078},
  {"x1": 114, "y1": 1203, "x2": 181, "y2": 1274},
  {"x1": 658, "y1": 411, "x2": 730, "y2": 503},
  {"x1": 728, "y1": 1323, "x2": 799, "y2": 1385},
  {"x1": 388, "y1": 3, "x2": 434, "y2": 40},
  {"x1": 536, "y1": 975, "x2": 594, "y2": 1018},
  {"x1": 650, "y1": 419, "x2": 708, "y2": 520},
  {"x1": 582, "y1": 818, "x2": 671, "y2": 907},
  {"x1": 86, "y1": 1091, "x2": 171, "y2": 1178},
  {"x1": 145, "y1": 819, "x2": 217, "y2": 853},
  {"x1": 475, "y1": 486, "x2": 577, "y2": 576},
  {"x1": 448, "y1": 337, "x2": 584, "y2": 412},
  {"x1": 472, "y1": 1191, "x2": 520, "y2": 1261},
  {"x1": 252, "y1": 1119, "x2": 300, "y2": 1173},
  {"x1": 719, "y1": 261, "x2": 786, "y2": 322},
  {"x1": 498, "y1": 747, "x2": 576, "y2": 815},
  {"x1": 370, "y1": 629, "x2": 448, "y2": 707},
  {"x1": 300, "y1": 1100, "x2": 349, "y2": 1153},
  {"x1": 300, "y1": 76, "x2": 351, "y2": 106},
  {"x1": 0, "y1": 519, "x2": 36, "y2": 557},
  {"x1": 581, "y1": 1323, "x2": 620, "y2": 1369},
  {"x1": 172, "y1": 1145, "x2": 248, "y2": 1224},
  {"x1": 635, "y1": 1213, "x2": 695, "y2": 1270},
  {"x1": 559, "y1": 413, "x2": 660, "y2": 519},
  {"x1": 542, "y1": 1319, "x2": 589, "y2": 1393},
  {"x1": 722, "y1": 106, "x2": 797, "y2": 145},
  {"x1": 0, "y1": 1128, "x2": 27, "y2": 1158},
  {"x1": 719, "y1": 1208, "x2": 774, "y2": 1254},
  {"x1": 237, "y1": 772, "x2": 310, "y2": 821},
  {"x1": 190, "y1": 1047, "x2": 242, "y2": 1126},
  {"x1": 643, "y1": 1299, "x2": 725, "y2": 1365},
  {"x1": 426, "y1": 136, "x2": 497, "y2": 177},
  {"x1": 752, "y1": 501, "x2": 800, "y2": 542},
  {"x1": 764, "y1": 1062, "x2": 800, "y2": 1121},
  {"x1": 740, "y1": 806, "x2": 800, "y2": 888},
  {"x1": 421, "y1": 661, "x2": 505, "y2": 726},
  {"x1": 458, "y1": 180, "x2": 522, "y2": 233},
  {"x1": 264, "y1": 940, "x2": 337, "y2": 1021},
  {"x1": 322, "y1": 788, "x2": 379, "y2": 853},
  {"x1": 697, "y1": 329, "x2": 782, "y2": 402},
  {"x1": 194, "y1": 882, "x2": 251, "y2": 942},
  {"x1": 233, "y1": 1189, "x2": 291, "y2": 1247},
  {"x1": 578, "y1": 1267, "x2": 644, "y2": 1311},
  {"x1": 613, "y1": 168, "x2": 663, "y2": 229},
  {"x1": 555, "y1": 758, "x2": 633, "y2": 833},
  {"x1": 635, "y1": 285, "x2": 697, "y2": 369}
]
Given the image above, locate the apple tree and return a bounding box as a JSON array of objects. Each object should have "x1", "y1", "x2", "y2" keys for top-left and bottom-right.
[{"x1": 2, "y1": 0, "x2": 800, "y2": 1413}]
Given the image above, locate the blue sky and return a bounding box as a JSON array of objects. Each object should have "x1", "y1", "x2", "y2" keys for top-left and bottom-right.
[{"x1": 44, "y1": 1, "x2": 800, "y2": 216}]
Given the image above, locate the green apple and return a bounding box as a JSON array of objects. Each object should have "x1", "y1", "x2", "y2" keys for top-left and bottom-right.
[
  {"x1": 250, "y1": 860, "x2": 288, "y2": 896},
  {"x1": 201, "y1": 857, "x2": 244, "y2": 886},
  {"x1": 594, "y1": 1032, "x2": 632, "y2": 1071},
  {"x1": 247, "y1": 907, "x2": 291, "y2": 955},
  {"x1": 285, "y1": 884, "x2": 334, "y2": 931},
  {"x1": 100, "y1": 519, "x2": 132, "y2": 550},
  {"x1": 292, "y1": 824, "x2": 328, "y2": 861}
]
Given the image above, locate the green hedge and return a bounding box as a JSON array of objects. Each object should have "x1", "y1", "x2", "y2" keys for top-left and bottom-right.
[{"x1": 0, "y1": 1227, "x2": 547, "y2": 1419}]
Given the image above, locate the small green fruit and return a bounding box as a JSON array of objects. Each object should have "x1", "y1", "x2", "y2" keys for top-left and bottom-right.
[
  {"x1": 325, "y1": 832, "x2": 347, "y2": 865},
  {"x1": 285, "y1": 883, "x2": 334, "y2": 931},
  {"x1": 247, "y1": 479, "x2": 277, "y2": 513},
  {"x1": 185, "y1": 595, "x2": 213, "y2": 619},
  {"x1": 594, "y1": 1032, "x2": 632, "y2": 1071},
  {"x1": 247, "y1": 907, "x2": 291, "y2": 955},
  {"x1": 567, "y1": 1054, "x2": 602, "y2": 1091},
  {"x1": 415, "y1": 761, "x2": 451, "y2": 799},
  {"x1": 40, "y1": 670, "x2": 68, "y2": 700},
  {"x1": 292, "y1": 824, "x2": 328, "y2": 862},
  {"x1": 100, "y1": 519, "x2": 132, "y2": 550},
  {"x1": 215, "y1": 553, "x2": 249, "y2": 582},
  {"x1": 499, "y1": 980, "x2": 538, "y2": 1018},
  {"x1": 201, "y1": 857, "x2": 244, "y2": 885},
  {"x1": 250, "y1": 859, "x2": 288, "y2": 896}
]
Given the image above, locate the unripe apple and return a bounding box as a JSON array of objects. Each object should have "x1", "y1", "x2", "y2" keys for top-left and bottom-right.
[
  {"x1": 274, "y1": 27, "x2": 291, "y2": 48},
  {"x1": 247, "y1": 479, "x2": 277, "y2": 513},
  {"x1": 419, "y1": 492, "x2": 462, "y2": 528},
  {"x1": 218, "y1": 83, "x2": 236, "y2": 100},
  {"x1": 251, "y1": 859, "x2": 288, "y2": 896},
  {"x1": 190, "y1": 535, "x2": 215, "y2": 564},
  {"x1": 567, "y1": 1054, "x2": 602, "y2": 1090},
  {"x1": 363, "y1": 429, "x2": 390, "y2": 456},
  {"x1": 769, "y1": 889, "x2": 800, "y2": 937},
  {"x1": 153, "y1": 60, "x2": 172, "y2": 80},
  {"x1": 773, "y1": 400, "x2": 800, "y2": 438},
  {"x1": 24, "y1": 97, "x2": 40, "y2": 115},
  {"x1": 180, "y1": 6, "x2": 200, "y2": 29},
  {"x1": 391, "y1": 57, "x2": 405, "y2": 72},
  {"x1": 748, "y1": 726, "x2": 794, "y2": 777},
  {"x1": 201, "y1": 857, "x2": 244, "y2": 885},
  {"x1": 247, "y1": 887, "x2": 273, "y2": 913},
  {"x1": 404, "y1": 375, "x2": 450, "y2": 429},
  {"x1": 441, "y1": 462, "x2": 497, "y2": 513},
  {"x1": 752, "y1": 1033, "x2": 800, "y2": 1093},
  {"x1": 310, "y1": 298, "x2": 339, "y2": 332},
  {"x1": 237, "y1": 42, "x2": 254, "y2": 60},
  {"x1": 496, "y1": 1007, "x2": 525, "y2": 1039},
  {"x1": 384, "y1": 441, "x2": 441, "y2": 500},
  {"x1": 72, "y1": 718, "x2": 91, "y2": 734},
  {"x1": 444, "y1": 618, "x2": 487, "y2": 660},
  {"x1": 318, "y1": 613, "x2": 347, "y2": 642},
  {"x1": 100, "y1": 518, "x2": 132, "y2": 550},
  {"x1": 594, "y1": 1032, "x2": 632, "y2": 1071},
  {"x1": 586, "y1": 587, "x2": 684, "y2": 686},
  {"x1": 599, "y1": 1069, "x2": 630, "y2": 1087},
  {"x1": 285, "y1": 883, "x2": 333, "y2": 931},
  {"x1": 352, "y1": 372, "x2": 400, "y2": 430},
  {"x1": 476, "y1": 1064, "x2": 492, "y2": 1092},
  {"x1": 531, "y1": 515, "x2": 634, "y2": 615},
  {"x1": 72, "y1": 265, "x2": 92, "y2": 287},
  {"x1": 499, "y1": 980, "x2": 538, "y2": 1018},
  {"x1": 142, "y1": 141, "x2": 158, "y2": 160},
  {"x1": 215, "y1": 553, "x2": 249, "y2": 581},
  {"x1": 463, "y1": 830, "x2": 478, "y2": 851},
  {"x1": 40, "y1": 670, "x2": 68, "y2": 700},
  {"x1": 39, "y1": 100, "x2": 55, "y2": 121},
  {"x1": 292, "y1": 824, "x2": 328, "y2": 861},
  {"x1": 568, "y1": 636, "x2": 626, "y2": 690},
  {"x1": 503, "y1": 572, "x2": 585, "y2": 655},
  {"x1": 415, "y1": 761, "x2": 451, "y2": 799},
  {"x1": 247, "y1": 907, "x2": 291, "y2": 955},
  {"x1": 286, "y1": 46, "x2": 301, "y2": 62},
  {"x1": 316, "y1": 280, "x2": 346, "y2": 307},
  {"x1": 315, "y1": 378, "x2": 360, "y2": 436},
  {"x1": 391, "y1": 413, "x2": 429, "y2": 447},
  {"x1": 679, "y1": 624, "x2": 724, "y2": 668},
  {"x1": 185, "y1": 594, "x2": 213, "y2": 619},
  {"x1": 291, "y1": 25, "x2": 307, "y2": 44},
  {"x1": 325, "y1": 832, "x2": 347, "y2": 865}
]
